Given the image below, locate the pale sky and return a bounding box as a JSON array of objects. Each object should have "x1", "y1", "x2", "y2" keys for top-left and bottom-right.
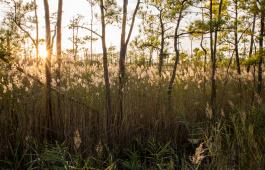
[
  {"x1": 37, "y1": 0, "x2": 141, "y2": 54},
  {"x1": 0, "y1": 0, "x2": 199, "y2": 56}
]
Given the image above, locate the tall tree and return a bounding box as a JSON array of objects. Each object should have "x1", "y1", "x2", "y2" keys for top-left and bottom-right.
[
  {"x1": 99, "y1": 0, "x2": 112, "y2": 143},
  {"x1": 33, "y1": 0, "x2": 39, "y2": 61},
  {"x1": 233, "y1": 0, "x2": 241, "y2": 75},
  {"x1": 118, "y1": 0, "x2": 140, "y2": 126},
  {"x1": 69, "y1": 15, "x2": 84, "y2": 61},
  {"x1": 146, "y1": 0, "x2": 171, "y2": 76},
  {"x1": 43, "y1": 0, "x2": 53, "y2": 138},
  {"x1": 210, "y1": 0, "x2": 223, "y2": 115},
  {"x1": 167, "y1": 0, "x2": 190, "y2": 112},
  {"x1": 9, "y1": 0, "x2": 39, "y2": 60},
  {"x1": 257, "y1": 0, "x2": 265, "y2": 95},
  {"x1": 247, "y1": 13, "x2": 257, "y2": 72},
  {"x1": 56, "y1": 0, "x2": 63, "y2": 120},
  {"x1": 89, "y1": 0, "x2": 94, "y2": 63}
]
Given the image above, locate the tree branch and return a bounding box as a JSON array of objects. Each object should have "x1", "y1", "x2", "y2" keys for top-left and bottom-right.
[
  {"x1": 74, "y1": 25, "x2": 102, "y2": 38},
  {"x1": 125, "y1": 0, "x2": 141, "y2": 46}
]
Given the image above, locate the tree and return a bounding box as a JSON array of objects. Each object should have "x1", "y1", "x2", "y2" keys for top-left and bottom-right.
[
  {"x1": 210, "y1": 0, "x2": 224, "y2": 115},
  {"x1": 69, "y1": 15, "x2": 84, "y2": 60},
  {"x1": 145, "y1": 0, "x2": 172, "y2": 76},
  {"x1": 99, "y1": 0, "x2": 113, "y2": 143},
  {"x1": 118, "y1": 0, "x2": 140, "y2": 127},
  {"x1": 167, "y1": 0, "x2": 191, "y2": 112},
  {"x1": 257, "y1": 0, "x2": 265, "y2": 96},
  {"x1": 7, "y1": 0, "x2": 39, "y2": 60},
  {"x1": 56, "y1": 0, "x2": 63, "y2": 121},
  {"x1": 33, "y1": 0, "x2": 39, "y2": 61},
  {"x1": 233, "y1": 0, "x2": 241, "y2": 75},
  {"x1": 43, "y1": 0, "x2": 53, "y2": 139},
  {"x1": 247, "y1": 6, "x2": 257, "y2": 73},
  {"x1": 136, "y1": 6, "x2": 161, "y2": 66}
]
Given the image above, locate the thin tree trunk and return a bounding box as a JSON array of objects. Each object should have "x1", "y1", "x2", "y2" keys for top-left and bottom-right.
[
  {"x1": 56, "y1": 0, "x2": 63, "y2": 126},
  {"x1": 234, "y1": 0, "x2": 241, "y2": 75},
  {"x1": 258, "y1": 8, "x2": 264, "y2": 95},
  {"x1": 118, "y1": 0, "x2": 140, "y2": 127},
  {"x1": 201, "y1": 33, "x2": 207, "y2": 94},
  {"x1": 72, "y1": 19, "x2": 75, "y2": 60},
  {"x1": 234, "y1": 0, "x2": 242, "y2": 106},
  {"x1": 158, "y1": 10, "x2": 165, "y2": 77},
  {"x1": 190, "y1": 37, "x2": 193, "y2": 58},
  {"x1": 90, "y1": 1, "x2": 93, "y2": 63},
  {"x1": 118, "y1": 0, "x2": 128, "y2": 128},
  {"x1": 149, "y1": 48, "x2": 153, "y2": 66},
  {"x1": 34, "y1": 0, "x2": 39, "y2": 62},
  {"x1": 210, "y1": 0, "x2": 223, "y2": 115},
  {"x1": 167, "y1": 3, "x2": 185, "y2": 113},
  {"x1": 200, "y1": 5, "x2": 207, "y2": 95},
  {"x1": 6, "y1": 31, "x2": 11, "y2": 53},
  {"x1": 247, "y1": 14, "x2": 256, "y2": 72},
  {"x1": 209, "y1": 0, "x2": 216, "y2": 115},
  {"x1": 100, "y1": 0, "x2": 112, "y2": 144},
  {"x1": 43, "y1": 0, "x2": 53, "y2": 139}
]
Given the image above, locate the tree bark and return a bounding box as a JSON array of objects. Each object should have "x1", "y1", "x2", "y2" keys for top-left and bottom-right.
[
  {"x1": 247, "y1": 14, "x2": 256, "y2": 72},
  {"x1": 210, "y1": 0, "x2": 223, "y2": 116},
  {"x1": 200, "y1": 4, "x2": 207, "y2": 95},
  {"x1": 43, "y1": 0, "x2": 53, "y2": 139},
  {"x1": 258, "y1": 5, "x2": 264, "y2": 95},
  {"x1": 209, "y1": 0, "x2": 216, "y2": 115},
  {"x1": 158, "y1": 9, "x2": 165, "y2": 77},
  {"x1": 118, "y1": 0, "x2": 140, "y2": 127},
  {"x1": 234, "y1": 0, "x2": 241, "y2": 75},
  {"x1": 33, "y1": 0, "x2": 39, "y2": 62},
  {"x1": 90, "y1": 1, "x2": 93, "y2": 63},
  {"x1": 149, "y1": 48, "x2": 153, "y2": 66},
  {"x1": 56, "y1": 0, "x2": 63, "y2": 123},
  {"x1": 100, "y1": 0, "x2": 112, "y2": 144},
  {"x1": 167, "y1": 4, "x2": 185, "y2": 113}
]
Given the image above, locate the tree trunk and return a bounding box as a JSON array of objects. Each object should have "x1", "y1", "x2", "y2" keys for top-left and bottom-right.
[
  {"x1": 149, "y1": 48, "x2": 153, "y2": 66},
  {"x1": 118, "y1": 0, "x2": 128, "y2": 128},
  {"x1": 234, "y1": 0, "x2": 241, "y2": 75},
  {"x1": 56, "y1": 0, "x2": 63, "y2": 125},
  {"x1": 90, "y1": 1, "x2": 93, "y2": 63},
  {"x1": 247, "y1": 14, "x2": 256, "y2": 72},
  {"x1": 100, "y1": 0, "x2": 112, "y2": 144},
  {"x1": 75, "y1": 26, "x2": 79, "y2": 60},
  {"x1": 209, "y1": 0, "x2": 216, "y2": 115},
  {"x1": 72, "y1": 19, "x2": 75, "y2": 60},
  {"x1": 43, "y1": 0, "x2": 53, "y2": 139},
  {"x1": 158, "y1": 10, "x2": 165, "y2": 77},
  {"x1": 200, "y1": 5, "x2": 207, "y2": 95},
  {"x1": 167, "y1": 7, "x2": 184, "y2": 113},
  {"x1": 258, "y1": 8, "x2": 264, "y2": 95},
  {"x1": 34, "y1": 0, "x2": 39, "y2": 62},
  {"x1": 201, "y1": 33, "x2": 207, "y2": 94},
  {"x1": 118, "y1": 0, "x2": 140, "y2": 128},
  {"x1": 210, "y1": 0, "x2": 223, "y2": 116}
]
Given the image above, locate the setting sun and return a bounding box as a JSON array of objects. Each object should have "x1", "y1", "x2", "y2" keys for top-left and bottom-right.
[{"x1": 38, "y1": 45, "x2": 47, "y2": 59}]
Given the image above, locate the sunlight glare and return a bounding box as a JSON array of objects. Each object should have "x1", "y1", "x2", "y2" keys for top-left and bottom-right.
[{"x1": 38, "y1": 45, "x2": 47, "y2": 59}]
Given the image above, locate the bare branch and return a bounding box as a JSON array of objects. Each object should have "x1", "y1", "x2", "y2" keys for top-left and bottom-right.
[
  {"x1": 73, "y1": 25, "x2": 102, "y2": 38},
  {"x1": 125, "y1": 0, "x2": 141, "y2": 46}
]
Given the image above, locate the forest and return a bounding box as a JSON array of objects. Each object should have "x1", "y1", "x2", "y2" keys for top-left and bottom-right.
[{"x1": 0, "y1": 0, "x2": 265, "y2": 169}]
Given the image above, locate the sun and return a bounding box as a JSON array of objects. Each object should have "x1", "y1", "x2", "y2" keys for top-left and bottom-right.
[{"x1": 38, "y1": 45, "x2": 47, "y2": 59}]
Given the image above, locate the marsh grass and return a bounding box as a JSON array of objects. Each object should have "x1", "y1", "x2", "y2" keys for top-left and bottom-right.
[{"x1": 0, "y1": 58, "x2": 264, "y2": 169}]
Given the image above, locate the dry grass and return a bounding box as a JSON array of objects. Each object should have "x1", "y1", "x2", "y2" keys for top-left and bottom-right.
[{"x1": 0, "y1": 57, "x2": 264, "y2": 169}]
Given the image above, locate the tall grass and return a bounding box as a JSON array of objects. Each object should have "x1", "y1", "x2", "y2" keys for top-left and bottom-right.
[{"x1": 0, "y1": 57, "x2": 264, "y2": 169}]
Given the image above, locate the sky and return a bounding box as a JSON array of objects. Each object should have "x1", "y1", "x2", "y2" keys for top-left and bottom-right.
[
  {"x1": 0, "y1": 0, "x2": 200, "y2": 57},
  {"x1": 38, "y1": 0, "x2": 141, "y2": 55}
]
